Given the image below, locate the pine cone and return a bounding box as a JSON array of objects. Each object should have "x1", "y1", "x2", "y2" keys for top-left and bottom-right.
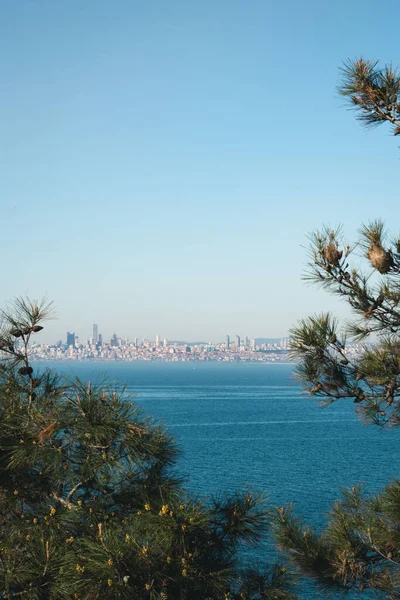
[
  {"x1": 10, "y1": 329, "x2": 23, "y2": 338},
  {"x1": 18, "y1": 366, "x2": 33, "y2": 376},
  {"x1": 323, "y1": 242, "x2": 342, "y2": 266},
  {"x1": 368, "y1": 244, "x2": 393, "y2": 274}
]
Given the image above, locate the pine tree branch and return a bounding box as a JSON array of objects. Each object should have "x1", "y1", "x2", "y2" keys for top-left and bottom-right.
[
  {"x1": 66, "y1": 481, "x2": 84, "y2": 503},
  {"x1": 51, "y1": 492, "x2": 74, "y2": 510}
]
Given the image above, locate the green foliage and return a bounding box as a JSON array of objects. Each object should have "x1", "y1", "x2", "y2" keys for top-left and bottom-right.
[
  {"x1": 272, "y1": 483, "x2": 400, "y2": 597},
  {"x1": 290, "y1": 218, "x2": 400, "y2": 427},
  {"x1": 338, "y1": 58, "x2": 400, "y2": 135},
  {"x1": 273, "y1": 57, "x2": 400, "y2": 599},
  {"x1": 234, "y1": 565, "x2": 298, "y2": 600},
  {"x1": 0, "y1": 299, "x2": 296, "y2": 600}
]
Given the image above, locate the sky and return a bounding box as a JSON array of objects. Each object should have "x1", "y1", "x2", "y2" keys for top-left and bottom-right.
[{"x1": 1, "y1": 0, "x2": 400, "y2": 344}]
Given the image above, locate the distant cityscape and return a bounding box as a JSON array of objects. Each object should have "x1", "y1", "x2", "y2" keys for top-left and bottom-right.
[
  {"x1": 24, "y1": 324, "x2": 365, "y2": 364},
  {"x1": 29, "y1": 324, "x2": 294, "y2": 363}
]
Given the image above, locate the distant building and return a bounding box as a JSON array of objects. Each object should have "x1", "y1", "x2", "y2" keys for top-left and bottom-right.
[
  {"x1": 93, "y1": 324, "x2": 98, "y2": 344},
  {"x1": 235, "y1": 335, "x2": 240, "y2": 348},
  {"x1": 66, "y1": 332, "x2": 76, "y2": 348},
  {"x1": 226, "y1": 335, "x2": 230, "y2": 349},
  {"x1": 164, "y1": 338, "x2": 168, "y2": 347},
  {"x1": 98, "y1": 333, "x2": 103, "y2": 346},
  {"x1": 111, "y1": 333, "x2": 118, "y2": 347},
  {"x1": 155, "y1": 335, "x2": 160, "y2": 348}
]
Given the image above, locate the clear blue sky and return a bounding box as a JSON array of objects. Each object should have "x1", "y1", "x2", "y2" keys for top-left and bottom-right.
[{"x1": 1, "y1": 0, "x2": 400, "y2": 343}]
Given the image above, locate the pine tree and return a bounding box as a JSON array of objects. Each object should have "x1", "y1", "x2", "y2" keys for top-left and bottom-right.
[
  {"x1": 272, "y1": 59, "x2": 400, "y2": 598},
  {"x1": 0, "y1": 298, "x2": 296, "y2": 600}
]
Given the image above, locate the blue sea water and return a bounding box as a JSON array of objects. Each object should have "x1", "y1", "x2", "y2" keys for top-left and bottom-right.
[{"x1": 44, "y1": 361, "x2": 400, "y2": 598}]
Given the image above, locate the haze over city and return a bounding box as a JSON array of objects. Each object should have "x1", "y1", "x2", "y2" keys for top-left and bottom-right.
[{"x1": 2, "y1": 0, "x2": 400, "y2": 343}]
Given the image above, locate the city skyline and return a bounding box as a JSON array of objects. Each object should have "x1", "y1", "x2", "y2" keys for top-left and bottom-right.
[
  {"x1": 60, "y1": 325, "x2": 290, "y2": 348},
  {"x1": 30, "y1": 328, "x2": 293, "y2": 363},
  {"x1": 27, "y1": 317, "x2": 300, "y2": 346}
]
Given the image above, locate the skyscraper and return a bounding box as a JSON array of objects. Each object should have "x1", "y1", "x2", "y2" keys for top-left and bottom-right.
[
  {"x1": 235, "y1": 335, "x2": 240, "y2": 348},
  {"x1": 93, "y1": 324, "x2": 98, "y2": 344},
  {"x1": 155, "y1": 335, "x2": 160, "y2": 348},
  {"x1": 66, "y1": 332, "x2": 75, "y2": 348},
  {"x1": 225, "y1": 335, "x2": 230, "y2": 349}
]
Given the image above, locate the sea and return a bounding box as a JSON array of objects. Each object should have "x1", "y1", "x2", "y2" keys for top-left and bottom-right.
[{"x1": 42, "y1": 361, "x2": 400, "y2": 599}]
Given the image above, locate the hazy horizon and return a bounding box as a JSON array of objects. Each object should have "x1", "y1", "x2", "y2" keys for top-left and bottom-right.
[{"x1": 2, "y1": 0, "x2": 400, "y2": 342}]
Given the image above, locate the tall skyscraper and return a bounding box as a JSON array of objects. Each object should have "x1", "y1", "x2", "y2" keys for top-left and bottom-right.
[
  {"x1": 66, "y1": 332, "x2": 75, "y2": 348},
  {"x1": 225, "y1": 334, "x2": 230, "y2": 349},
  {"x1": 98, "y1": 333, "x2": 103, "y2": 346},
  {"x1": 235, "y1": 335, "x2": 240, "y2": 348},
  {"x1": 93, "y1": 324, "x2": 98, "y2": 344},
  {"x1": 155, "y1": 335, "x2": 160, "y2": 348}
]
